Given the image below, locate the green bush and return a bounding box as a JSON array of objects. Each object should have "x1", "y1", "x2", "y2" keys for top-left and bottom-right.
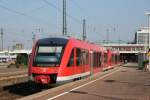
[
  {"x1": 142, "y1": 60, "x2": 149, "y2": 66},
  {"x1": 140, "y1": 60, "x2": 149, "y2": 70},
  {"x1": 16, "y1": 53, "x2": 28, "y2": 67}
]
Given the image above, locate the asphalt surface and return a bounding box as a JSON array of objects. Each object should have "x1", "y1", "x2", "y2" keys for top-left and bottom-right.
[{"x1": 20, "y1": 63, "x2": 150, "y2": 100}]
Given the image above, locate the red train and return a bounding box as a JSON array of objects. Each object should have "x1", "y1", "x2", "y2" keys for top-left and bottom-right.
[{"x1": 28, "y1": 36, "x2": 120, "y2": 84}]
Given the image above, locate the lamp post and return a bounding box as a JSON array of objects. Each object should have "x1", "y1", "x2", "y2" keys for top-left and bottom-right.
[{"x1": 145, "y1": 12, "x2": 150, "y2": 66}]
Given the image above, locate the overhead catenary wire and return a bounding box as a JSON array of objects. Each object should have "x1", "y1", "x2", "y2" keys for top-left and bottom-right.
[
  {"x1": 70, "y1": 0, "x2": 97, "y2": 33},
  {"x1": 0, "y1": 0, "x2": 46, "y2": 20},
  {"x1": 0, "y1": 0, "x2": 46, "y2": 15},
  {"x1": 70, "y1": 0, "x2": 86, "y2": 18},
  {"x1": 0, "y1": 2, "x2": 50, "y2": 25},
  {"x1": 42, "y1": 0, "x2": 82, "y2": 24},
  {"x1": 0, "y1": 3, "x2": 28, "y2": 17}
]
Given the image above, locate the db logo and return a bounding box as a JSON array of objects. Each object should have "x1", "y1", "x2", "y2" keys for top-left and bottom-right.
[{"x1": 43, "y1": 69, "x2": 47, "y2": 73}]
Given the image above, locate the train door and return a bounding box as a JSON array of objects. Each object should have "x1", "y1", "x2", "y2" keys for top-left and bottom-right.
[
  {"x1": 81, "y1": 50, "x2": 87, "y2": 74},
  {"x1": 81, "y1": 51, "x2": 84, "y2": 74},
  {"x1": 67, "y1": 48, "x2": 75, "y2": 76},
  {"x1": 90, "y1": 50, "x2": 94, "y2": 75},
  {"x1": 107, "y1": 49, "x2": 111, "y2": 67}
]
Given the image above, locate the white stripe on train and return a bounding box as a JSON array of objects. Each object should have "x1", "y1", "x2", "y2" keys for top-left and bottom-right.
[
  {"x1": 57, "y1": 65, "x2": 118, "y2": 81},
  {"x1": 57, "y1": 71, "x2": 90, "y2": 81}
]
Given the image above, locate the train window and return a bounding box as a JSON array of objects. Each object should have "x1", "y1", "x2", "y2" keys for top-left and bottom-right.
[
  {"x1": 67, "y1": 49, "x2": 74, "y2": 67},
  {"x1": 33, "y1": 45, "x2": 64, "y2": 67},
  {"x1": 115, "y1": 55, "x2": 117, "y2": 63},
  {"x1": 81, "y1": 49, "x2": 89, "y2": 65},
  {"x1": 117, "y1": 55, "x2": 120, "y2": 62},
  {"x1": 94, "y1": 52, "x2": 102, "y2": 67},
  {"x1": 113, "y1": 55, "x2": 116, "y2": 62},
  {"x1": 85, "y1": 50, "x2": 89, "y2": 65},
  {"x1": 113, "y1": 54, "x2": 115, "y2": 62},
  {"x1": 99, "y1": 52, "x2": 102, "y2": 67},
  {"x1": 111, "y1": 54, "x2": 114, "y2": 62},
  {"x1": 76, "y1": 48, "x2": 81, "y2": 66},
  {"x1": 111, "y1": 54, "x2": 113, "y2": 62},
  {"x1": 104, "y1": 53, "x2": 107, "y2": 63},
  {"x1": 93, "y1": 52, "x2": 95, "y2": 67},
  {"x1": 93, "y1": 52, "x2": 97, "y2": 67},
  {"x1": 100, "y1": 53, "x2": 103, "y2": 66},
  {"x1": 76, "y1": 48, "x2": 89, "y2": 66}
]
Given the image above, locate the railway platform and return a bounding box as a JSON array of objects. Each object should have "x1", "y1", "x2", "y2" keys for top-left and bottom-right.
[
  {"x1": 19, "y1": 63, "x2": 150, "y2": 100},
  {"x1": 0, "y1": 67, "x2": 27, "y2": 87},
  {"x1": 0, "y1": 68, "x2": 27, "y2": 77}
]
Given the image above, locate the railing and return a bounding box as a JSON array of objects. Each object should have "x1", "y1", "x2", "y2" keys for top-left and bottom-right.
[{"x1": 102, "y1": 43, "x2": 146, "y2": 54}]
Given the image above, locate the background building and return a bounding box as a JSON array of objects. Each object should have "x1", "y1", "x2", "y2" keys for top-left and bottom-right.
[
  {"x1": 135, "y1": 27, "x2": 149, "y2": 44},
  {"x1": 12, "y1": 43, "x2": 24, "y2": 50}
]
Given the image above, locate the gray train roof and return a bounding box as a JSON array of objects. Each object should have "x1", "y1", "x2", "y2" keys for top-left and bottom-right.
[{"x1": 37, "y1": 36, "x2": 69, "y2": 45}]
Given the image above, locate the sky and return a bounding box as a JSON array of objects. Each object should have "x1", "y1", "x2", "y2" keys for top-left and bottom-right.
[{"x1": 0, "y1": 0, "x2": 150, "y2": 49}]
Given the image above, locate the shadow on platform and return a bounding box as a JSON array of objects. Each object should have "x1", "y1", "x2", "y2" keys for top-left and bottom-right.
[
  {"x1": 104, "y1": 79, "x2": 150, "y2": 87},
  {"x1": 2, "y1": 81, "x2": 56, "y2": 96},
  {"x1": 122, "y1": 62, "x2": 138, "y2": 68},
  {"x1": 70, "y1": 90, "x2": 122, "y2": 100}
]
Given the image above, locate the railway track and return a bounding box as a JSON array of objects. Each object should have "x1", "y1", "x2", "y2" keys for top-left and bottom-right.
[
  {"x1": 0, "y1": 69, "x2": 40, "y2": 100},
  {"x1": 0, "y1": 72, "x2": 65, "y2": 100},
  {"x1": 0, "y1": 69, "x2": 28, "y2": 100},
  {"x1": 0, "y1": 67, "x2": 65, "y2": 100},
  {"x1": 0, "y1": 81, "x2": 67, "y2": 100},
  {"x1": 0, "y1": 68, "x2": 28, "y2": 87}
]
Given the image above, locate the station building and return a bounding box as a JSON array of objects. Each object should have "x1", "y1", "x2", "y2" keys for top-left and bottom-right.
[
  {"x1": 102, "y1": 27, "x2": 149, "y2": 63},
  {"x1": 103, "y1": 43, "x2": 145, "y2": 62},
  {"x1": 134, "y1": 27, "x2": 149, "y2": 44}
]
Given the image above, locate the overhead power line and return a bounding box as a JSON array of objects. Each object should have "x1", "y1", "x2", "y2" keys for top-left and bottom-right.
[
  {"x1": 0, "y1": 2, "x2": 49, "y2": 25},
  {"x1": 0, "y1": 3, "x2": 27, "y2": 16},
  {"x1": 43, "y1": 0, "x2": 81, "y2": 24},
  {"x1": 43, "y1": 0, "x2": 61, "y2": 12},
  {"x1": 70, "y1": 0, "x2": 86, "y2": 17}
]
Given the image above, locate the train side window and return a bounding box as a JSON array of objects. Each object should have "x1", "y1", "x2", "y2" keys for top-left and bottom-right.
[
  {"x1": 85, "y1": 50, "x2": 89, "y2": 65},
  {"x1": 80, "y1": 49, "x2": 89, "y2": 65},
  {"x1": 97, "y1": 52, "x2": 102, "y2": 67},
  {"x1": 115, "y1": 55, "x2": 117, "y2": 63},
  {"x1": 113, "y1": 54, "x2": 115, "y2": 62},
  {"x1": 111, "y1": 54, "x2": 113, "y2": 62},
  {"x1": 104, "y1": 53, "x2": 107, "y2": 63},
  {"x1": 76, "y1": 48, "x2": 81, "y2": 66},
  {"x1": 67, "y1": 49, "x2": 74, "y2": 67},
  {"x1": 112, "y1": 54, "x2": 114, "y2": 62},
  {"x1": 93, "y1": 52, "x2": 97, "y2": 67},
  {"x1": 118, "y1": 55, "x2": 120, "y2": 62},
  {"x1": 76, "y1": 48, "x2": 89, "y2": 66},
  {"x1": 96, "y1": 52, "x2": 99, "y2": 67},
  {"x1": 99, "y1": 52, "x2": 102, "y2": 67}
]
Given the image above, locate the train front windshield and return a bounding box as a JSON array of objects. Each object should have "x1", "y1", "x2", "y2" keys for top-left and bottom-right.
[{"x1": 33, "y1": 46, "x2": 63, "y2": 67}]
